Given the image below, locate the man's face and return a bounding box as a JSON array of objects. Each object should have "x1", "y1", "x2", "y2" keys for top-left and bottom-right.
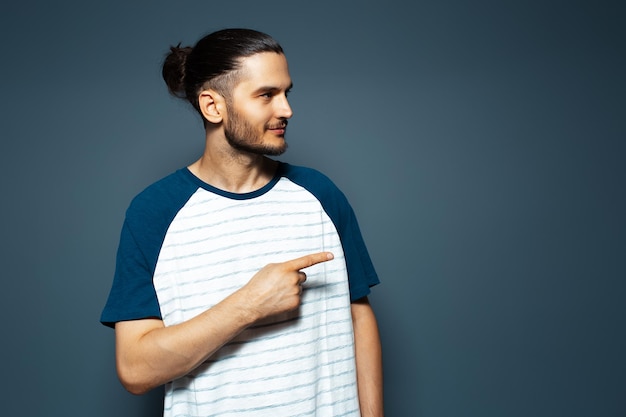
[{"x1": 223, "y1": 52, "x2": 293, "y2": 156}]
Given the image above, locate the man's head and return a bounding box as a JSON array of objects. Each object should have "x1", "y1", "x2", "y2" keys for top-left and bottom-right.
[
  {"x1": 162, "y1": 29, "x2": 292, "y2": 155},
  {"x1": 162, "y1": 28, "x2": 284, "y2": 115}
]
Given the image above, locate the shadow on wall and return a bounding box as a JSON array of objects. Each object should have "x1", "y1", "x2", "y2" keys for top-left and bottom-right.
[{"x1": 140, "y1": 389, "x2": 164, "y2": 416}]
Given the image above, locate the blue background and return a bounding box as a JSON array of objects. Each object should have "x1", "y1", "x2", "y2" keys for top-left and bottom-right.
[{"x1": 1, "y1": 1, "x2": 624, "y2": 416}]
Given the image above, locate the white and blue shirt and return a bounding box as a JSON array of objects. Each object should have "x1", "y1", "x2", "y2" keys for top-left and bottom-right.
[{"x1": 101, "y1": 162, "x2": 379, "y2": 417}]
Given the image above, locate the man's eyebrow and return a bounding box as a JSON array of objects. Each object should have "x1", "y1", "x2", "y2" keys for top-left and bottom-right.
[{"x1": 252, "y1": 83, "x2": 293, "y2": 94}]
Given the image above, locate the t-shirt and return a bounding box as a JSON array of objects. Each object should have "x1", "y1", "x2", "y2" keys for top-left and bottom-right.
[{"x1": 101, "y1": 162, "x2": 379, "y2": 416}]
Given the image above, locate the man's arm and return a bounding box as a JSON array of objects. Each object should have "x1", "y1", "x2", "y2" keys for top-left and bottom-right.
[
  {"x1": 352, "y1": 297, "x2": 384, "y2": 417},
  {"x1": 115, "y1": 252, "x2": 334, "y2": 395}
]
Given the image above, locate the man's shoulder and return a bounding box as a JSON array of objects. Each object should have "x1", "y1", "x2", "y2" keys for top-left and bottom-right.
[
  {"x1": 280, "y1": 162, "x2": 348, "y2": 205},
  {"x1": 280, "y1": 163, "x2": 337, "y2": 189},
  {"x1": 125, "y1": 168, "x2": 198, "y2": 221}
]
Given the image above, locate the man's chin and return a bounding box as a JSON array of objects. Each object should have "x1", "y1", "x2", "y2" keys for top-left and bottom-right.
[
  {"x1": 257, "y1": 136, "x2": 288, "y2": 156},
  {"x1": 228, "y1": 140, "x2": 288, "y2": 156},
  {"x1": 263, "y1": 143, "x2": 288, "y2": 156}
]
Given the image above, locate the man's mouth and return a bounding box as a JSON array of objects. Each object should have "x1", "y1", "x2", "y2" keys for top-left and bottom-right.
[
  {"x1": 268, "y1": 122, "x2": 288, "y2": 135},
  {"x1": 267, "y1": 121, "x2": 288, "y2": 130}
]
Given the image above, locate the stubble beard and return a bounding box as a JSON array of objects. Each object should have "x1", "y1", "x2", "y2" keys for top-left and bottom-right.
[{"x1": 224, "y1": 106, "x2": 288, "y2": 156}]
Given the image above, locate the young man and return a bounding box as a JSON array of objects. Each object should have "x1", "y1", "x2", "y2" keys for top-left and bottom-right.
[{"x1": 101, "y1": 28, "x2": 383, "y2": 416}]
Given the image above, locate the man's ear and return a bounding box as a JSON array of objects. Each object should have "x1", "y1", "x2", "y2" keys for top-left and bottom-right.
[{"x1": 198, "y1": 90, "x2": 226, "y2": 124}]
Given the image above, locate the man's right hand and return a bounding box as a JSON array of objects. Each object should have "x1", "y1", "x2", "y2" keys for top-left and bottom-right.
[{"x1": 242, "y1": 252, "x2": 335, "y2": 319}]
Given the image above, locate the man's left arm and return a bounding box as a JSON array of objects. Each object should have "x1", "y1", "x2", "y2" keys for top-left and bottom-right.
[{"x1": 351, "y1": 296, "x2": 384, "y2": 417}]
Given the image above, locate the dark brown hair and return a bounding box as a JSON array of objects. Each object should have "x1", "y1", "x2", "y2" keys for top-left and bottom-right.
[{"x1": 162, "y1": 28, "x2": 284, "y2": 114}]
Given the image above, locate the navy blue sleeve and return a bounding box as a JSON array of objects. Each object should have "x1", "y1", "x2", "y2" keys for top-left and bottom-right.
[
  {"x1": 100, "y1": 169, "x2": 199, "y2": 327},
  {"x1": 100, "y1": 218, "x2": 162, "y2": 327}
]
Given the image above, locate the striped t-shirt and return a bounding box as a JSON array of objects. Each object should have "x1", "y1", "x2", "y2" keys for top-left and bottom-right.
[{"x1": 101, "y1": 162, "x2": 379, "y2": 416}]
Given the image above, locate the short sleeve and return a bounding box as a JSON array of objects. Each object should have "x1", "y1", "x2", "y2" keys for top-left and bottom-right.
[
  {"x1": 100, "y1": 219, "x2": 162, "y2": 327},
  {"x1": 100, "y1": 169, "x2": 200, "y2": 327}
]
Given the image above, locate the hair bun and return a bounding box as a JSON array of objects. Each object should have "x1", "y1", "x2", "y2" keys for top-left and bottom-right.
[{"x1": 162, "y1": 43, "x2": 193, "y2": 98}]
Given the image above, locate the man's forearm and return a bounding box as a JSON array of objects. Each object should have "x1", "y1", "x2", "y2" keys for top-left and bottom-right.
[
  {"x1": 352, "y1": 298, "x2": 384, "y2": 417},
  {"x1": 114, "y1": 252, "x2": 334, "y2": 395},
  {"x1": 115, "y1": 288, "x2": 259, "y2": 394}
]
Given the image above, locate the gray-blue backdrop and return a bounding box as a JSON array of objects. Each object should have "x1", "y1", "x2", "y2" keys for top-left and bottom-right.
[{"x1": 2, "y1": 1, "x2": 624, "y2": 416}]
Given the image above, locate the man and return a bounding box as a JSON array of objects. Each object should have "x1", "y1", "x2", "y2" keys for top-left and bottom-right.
[{"x1": 101, "y1": 28, "x2": 383, "y2": 416}]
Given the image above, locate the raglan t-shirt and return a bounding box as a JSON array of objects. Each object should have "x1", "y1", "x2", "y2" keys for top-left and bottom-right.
[{"x1": 101, "y1": 162, "x2": 379, "y2": 417}]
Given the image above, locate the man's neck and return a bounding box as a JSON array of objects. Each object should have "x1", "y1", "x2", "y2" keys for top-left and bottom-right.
[{"x1": 188, "y1": 135, "x2": 278, "y2": 194}]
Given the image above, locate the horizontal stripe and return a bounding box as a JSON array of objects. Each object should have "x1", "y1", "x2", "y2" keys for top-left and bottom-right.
[{"x1": 166, "y1": 382, "x2": 359, "y2": 417}]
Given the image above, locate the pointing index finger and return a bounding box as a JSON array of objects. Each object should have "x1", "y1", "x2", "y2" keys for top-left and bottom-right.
[{"x1": 284, "y1": 252, "x2": 334, "y2": 271}]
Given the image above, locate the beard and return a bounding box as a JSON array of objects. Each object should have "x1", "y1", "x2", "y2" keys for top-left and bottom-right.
[{"x1": 224, "y1": 105, "x2": 288, "y2": 156}]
